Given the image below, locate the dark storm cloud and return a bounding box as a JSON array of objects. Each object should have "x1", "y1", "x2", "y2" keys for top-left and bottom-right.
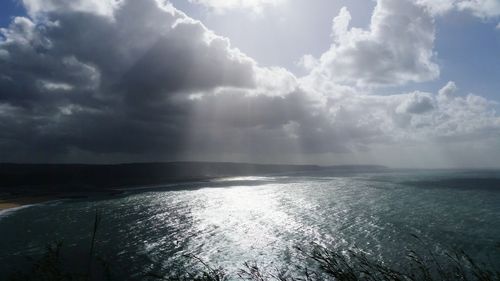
[
  {"x1": 0, "y1": 0, "x2": 354, "y2": 162},
  {"x1": 0, "y1": 0, "x2": 260, "y2": 161},
  {"x1": 2, "y1": 0, "x2": 355, "y2": 162},
  {"x1": 1, "y1": 0, "x2": 500, "y2": 166},
  {"x1": 121, "y1": 31, "x2": 255, "y2": 106}
]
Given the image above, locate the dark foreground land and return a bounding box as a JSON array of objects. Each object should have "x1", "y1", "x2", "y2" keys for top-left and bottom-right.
[{"x1": 0, "y1": 162, "x2": 388, "y2": 191}]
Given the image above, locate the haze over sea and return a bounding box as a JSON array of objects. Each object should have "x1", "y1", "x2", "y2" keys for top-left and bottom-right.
[{"x1": 1, "y1": 169, "x2": 500, "y2": 279}]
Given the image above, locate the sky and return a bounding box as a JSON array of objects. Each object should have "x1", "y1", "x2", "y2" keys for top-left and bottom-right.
[{"x1": 0, "y1": 0, "x2": 499, "y2": 168}]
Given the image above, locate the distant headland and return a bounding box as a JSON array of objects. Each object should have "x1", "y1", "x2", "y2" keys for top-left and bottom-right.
[{"x1": 0, "y1": 162, "x2": 387, "y2": 211}]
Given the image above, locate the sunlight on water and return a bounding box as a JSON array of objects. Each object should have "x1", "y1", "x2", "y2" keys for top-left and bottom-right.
[
  {"x1": 212, "y1": 176, "x2": 273, "y2": 182},
  {"x1": 190, "y1": 185, "x2": 302, "y2": 266},
  {"x1": 1, "y1": 170, "x2": 500, "y2": 279}
]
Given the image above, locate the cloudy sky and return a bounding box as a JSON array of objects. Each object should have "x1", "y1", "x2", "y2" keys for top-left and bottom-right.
[{"x1": 0, "y1": 0, "x2": 499, "y2": 168}]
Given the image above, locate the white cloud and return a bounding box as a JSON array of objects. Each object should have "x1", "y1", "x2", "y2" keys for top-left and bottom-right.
[
  {"x1": 414, "y1": 0, "x2": 456, "y2": 15},
  {"x1": 438, "y1": 81, "x2": 458, "y2": 100},
  {"x1": 187, "y1": 0, "x2": 283, "y2": 13},
  {"x1": 457, "y1": 0, "x2": 500, "y2": 18},
  {"x1": 317, "y1": 82, "x2": 500, "y2": 145},
  {"x1": 331, "y1": 7, "x2": 351, "y2": 42},
  {"x1": 296, "y1": 54, "x2": 318, "y2": 71},
  {"x1": 21, "y1": 0, "x2": 120, "y2": 17},
  {"x1": 305, "y1": 0, "x2": 439, "y2": 88},
  {"x1": 414, "y1": 0, "x2": 500, "y2": 18},
  {"x1": 38, "y1": 80, "x2": 74, "y2": 92},
  {"x1": 396, "y1": 92, "x2": 435, "y2": 114}
]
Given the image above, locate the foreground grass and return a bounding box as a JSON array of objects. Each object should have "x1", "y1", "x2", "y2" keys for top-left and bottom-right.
[
  {"x1": 7, "y1": 213, "x2": 500, "y2": 281},
  {"x1": 147, "y1": 244, "x2": 500, "y2": 281},
  {"x1": 8, "y1": 241, "x2": 500, "y2": 281}
]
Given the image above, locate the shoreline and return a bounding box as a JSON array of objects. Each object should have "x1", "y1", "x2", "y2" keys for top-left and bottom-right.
[
  {"x1": 0, "y1": 203, "x2": 40, "y2": 218},
  {"x1": 0, "y1": 177, "x2": 215, "y2": 212},
  {"x1": 0, "y1": 196, "x2": 56, "y2": 211}
]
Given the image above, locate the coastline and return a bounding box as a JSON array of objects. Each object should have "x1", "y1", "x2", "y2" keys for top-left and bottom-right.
[
  {"x1": 0, "y1": 203, "x2": 39, "y2": 219},
  {"x1": 0, "y1": 177, "x2": 213, "y2": 212},
  {"x1": 0, "y1": 196, "x2": 55, "y2": 211}
]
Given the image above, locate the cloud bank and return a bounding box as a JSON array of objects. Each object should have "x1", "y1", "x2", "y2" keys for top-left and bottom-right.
[{"x1": 0, "y1": 0, "x2": 499, "y2": 167}]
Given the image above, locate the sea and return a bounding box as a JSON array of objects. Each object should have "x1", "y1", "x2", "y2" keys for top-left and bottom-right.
[{"x1": 1, "y1": 169, "x2": 499, "y2": 279}]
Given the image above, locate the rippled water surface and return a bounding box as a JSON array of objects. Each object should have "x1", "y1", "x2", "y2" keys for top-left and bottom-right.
[{"x1": 1, "y1": 170, "x2": 500, "y2": 278}]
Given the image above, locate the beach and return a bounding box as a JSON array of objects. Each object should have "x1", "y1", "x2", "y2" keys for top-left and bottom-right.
[{"x1": 0, "y1": 196, "x2": 54, "y2": 211}]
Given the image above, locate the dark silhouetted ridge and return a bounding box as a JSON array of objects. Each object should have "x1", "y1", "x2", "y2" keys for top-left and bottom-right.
[
  {"x1": 0, "y1": 162, "x2": 388, "y2": 193},
  {"x1": 0, "y1": 162, "x2": 312, "y2": 192}
]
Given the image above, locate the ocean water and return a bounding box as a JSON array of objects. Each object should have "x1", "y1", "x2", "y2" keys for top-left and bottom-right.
[{"x1": 1, "y1": 169, "x2": 500, "y2": 279}]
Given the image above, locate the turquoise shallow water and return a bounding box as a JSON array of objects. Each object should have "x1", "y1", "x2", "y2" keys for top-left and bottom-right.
[{"x1": 1, "y1": 169, "x2": 500, "y2": 279}]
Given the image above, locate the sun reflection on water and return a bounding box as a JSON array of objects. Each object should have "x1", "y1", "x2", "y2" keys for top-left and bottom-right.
[{"x1": 188, "y1": 184, "x2": 301, "y2": 267}]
